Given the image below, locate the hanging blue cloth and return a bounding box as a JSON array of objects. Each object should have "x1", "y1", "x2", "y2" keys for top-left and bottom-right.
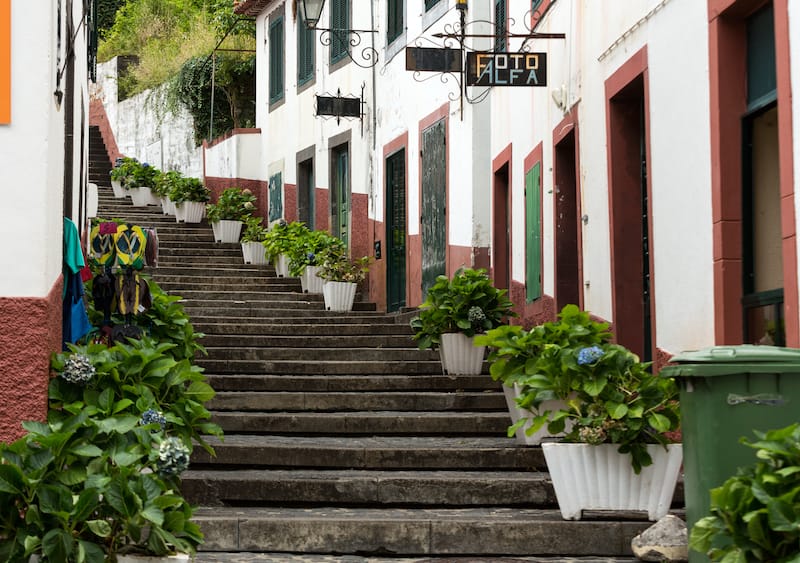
[{"x1": 62, "y1": 217, "x2": 91, "y2": 348}]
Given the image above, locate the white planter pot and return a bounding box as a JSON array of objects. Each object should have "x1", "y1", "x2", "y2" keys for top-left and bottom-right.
[
  {"x1": 439, "y1": 332, "x2": 485, "y2": 375},
  {"x1": 116, "y1": 554, "x2": 190, "y2": 563},
  {"x1": 542, "y1": 442, "x2": 683, "y2": 521},
  {"x1": 241, "y1": 241, "x2": 269, "y2": 265},
  {"x1": 301, "y1": 265, "x2": 325, "y2": 294},
  {"x1": 128, "y1": 187, "x2": 149, "y2": 207},
  {"x1": 323, "y1": 281, "x2": 357, "y2": 311},
  {"x1": 212, "y1": 220, "x2": 243, "y2": 243},
  {"x1": 161, "y1": 197, "x2": 176, "y2": 215},
  {"x1": 275, "y1": 254, "x2": 290, "y2": 277},
  {"x1": 502, "y1": 385, "x2": 571, "y2": 446},
  {"x1": 111, "y1": 179, "x2": 127, "y2": 198},
  {"x1": 174, "y1": 201, "x2": 205, "y2": 223}
]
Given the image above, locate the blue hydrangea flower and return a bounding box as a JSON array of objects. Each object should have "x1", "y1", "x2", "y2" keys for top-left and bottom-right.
[
  {"x1": 61, "y1": 354, "x2": 95, "y2": 385},
  {"x1": 140, "y1": 409, "x2": 167, "y2": 430},
  {"x1": 156, "y1": 437, "x2": 191, "y2": 476},
  {"x1": 577, "y1": 345, "x2": 604, "y2": 365},
  {"x1": 307, "y1": 252, "x2": 316, "y2": 265}
]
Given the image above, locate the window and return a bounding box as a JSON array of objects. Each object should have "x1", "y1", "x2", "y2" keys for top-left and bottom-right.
[
  {"x1": 268, "y1": 15, "x2": 284, "y2": 104},
  {"x1": 425, "y1": 0, "x2": 440, "y2": 11},
  {"x1": 297, "y1": 12, "x2": 315, "y2": 86},
  {"x1": 388, "y1": 0, "x2": 404, "y2": 44},
  {"x1": 525, "y1": 163, "x2": 542, "y2": 302},
  {"x1": 531, "y1": 0, "x2": 544, "y2": 13},
  {"x1": 329, "y1": 0, "x2": 350, "y2": 64},
  {"x1": 495, "y1": 0, "x2": 507, "y2": 52}
]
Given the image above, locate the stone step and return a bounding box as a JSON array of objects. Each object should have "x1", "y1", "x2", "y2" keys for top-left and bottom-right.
[
  {"x1": 193, "y1": 554, "x2": 630, "y2": 562},
  {"x1": 183, "y1": 306, "x2": 383, "y2": 319},
  {"x1": 210, "y1": 410, "x2": 510, "y2": 435},
  {"x1": 181, "y1": 469, "x2": 550, "y2": 507},
  {"x1": 152, "y1": 271, "x2": 282, "y2": 282},
  {"x1": 188, "y1": 301, "x2": 377, "y2": 314},
  {"x1": 191, "y1": 436, "x2": 544, "y2": 471},
  {"x1": 201, "y1": 334, "x2": 415, "y2": 347},
  {"x1": 203, "y1": 347, "x2": 436, "y2": 363},
  {"x1": 196, "y1": 323, "x2": 413, "y2": 337},
  {"x1": 191, "y1": 314, "x2": 411, "y2": 326},
  {"x1": 193, "y1": 506, "x2": 650, "y2": 556},
  {"x1": 207, "y1": 391, "x2": 503, "y2": 412},
  {"x1": 159, "y1": 246, "x2": 243, "y2": 256},
  {"x1": 195, "y1": 359, "x2": 444, "y2": 375},
  {"x1": 204, "y1": 374, "x2": 493, "y2": 393},
  {"x1": 185, "y1": 292, "x2": 327, "y2": 304}
]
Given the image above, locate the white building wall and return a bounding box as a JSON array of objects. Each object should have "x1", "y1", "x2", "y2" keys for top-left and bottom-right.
[
  {"x1": 204, "y1": 132, "x2": 263, "y2": 180},
  {"x1": 93, "y1": 59, "x2": 203, "y2": 179},
  {"x1": 0, "y1": 1, "x2": 66, "y2": 297},
  {"x1": 495, "y1": 0, "x2": 715, "y2": 353}
]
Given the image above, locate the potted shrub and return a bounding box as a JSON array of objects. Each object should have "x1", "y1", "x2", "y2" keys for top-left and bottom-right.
[
  {"x1": 262, "y1": 221, "x2": 307, "y2": 278},
  {"x1": 287, "y1": 230, "x2": 345, "y2": 294},
  {"x1": 153, "y1": 170, "x2": 183, "y2": 216},
  {"x1": 205, "y1": 187, "x2": 257, "y2": 243},
  {"x1": 410, "y1": 268, "x2": 515, "y2": 375},
  {"x1": 538, "y1": 342, "x2": 682, "y2": 520},
  {"x1": 475, "y1": 304, "x2": 613, "y2": 445},
  {"x1": 689, "y1": 423, "x2": 800, "y2": 561},
  {"x1": 317, "y1": 247, "x2": 374, "y2": 311},
  {"x1": 128, "y1": 161, "x2": 161, "y2": 207},
  {"x1": 110, "y1": 157, "x2": 138, "y2": 198},
  {"x1": 169, "y1": 177, "x2": 210, "y2": 223},
  {"x1": 240, "y1": 215, "x2": 269, "y2": 265}
]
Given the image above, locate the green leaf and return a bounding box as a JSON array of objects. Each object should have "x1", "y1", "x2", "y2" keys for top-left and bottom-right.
[
  {"x1": 647, "y1": 412, "x2": 672, "y2": 433},
  {"x1": 583, "y1": 375, "x2": 607, "y2": 397},
  {"x1": 70, "y1": 444, "x2": 104, "y2": 457},
  {"x1": 0, "y1": 463, "x2": 24, "y2": 493},
  {"x1": 42, "y1": 528, "x2": 72, "y2": 562},
  {"x1": 57, "y1": 466, "x2": 88, "y2": 486},
  {"x1": 94, "y1": 414, "x2": 139, "y2": 434},
  {"x1": 185, "y1": 381, "x2": 216, "y2": 402},
  {"x1": 86, "y1": 519, "x2": 112, "y2": 538},
  {"x1": 142, "y1": 505, "x2": 165, "y2": 526},
  {"x1": 606, "y1": 402, "x2": 628, "y2": 419},
  {"x1": 77, "y1": 540, "x2": 107, "y2": 563}
]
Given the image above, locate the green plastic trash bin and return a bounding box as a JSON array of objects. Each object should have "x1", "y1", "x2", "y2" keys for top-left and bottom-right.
[{"x1": 662, "y1": 345, "x2": 800, "y2": 562}]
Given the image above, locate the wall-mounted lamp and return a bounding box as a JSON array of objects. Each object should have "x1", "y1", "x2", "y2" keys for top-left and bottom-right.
[{"x1": 297, "y1": 0, "x2": 378, "y2": 68}]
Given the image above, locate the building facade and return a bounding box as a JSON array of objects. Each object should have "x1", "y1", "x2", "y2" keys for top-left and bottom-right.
[
  {"x1": 0, "y1": 0, "x2": 92, "y2": 441},
  {"x1": 232, "y1": 0, "x2": 798, "y2": 365}
]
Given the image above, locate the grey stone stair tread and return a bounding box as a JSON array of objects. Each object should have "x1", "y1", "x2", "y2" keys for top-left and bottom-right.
[
  {"x1": 195, "y1": 359, "x2": 446, "y2": 375},
  {"x1": 197, "y1": 324, "x2": 413, "y2": 336},
  {"x1": 192, "y1": 435, "x2": 542, "y2": 470},
  {"x1": 191, "y1": 315, "x2": 405, "y2": 325},
  {"x1": 183, "y1": 308, "x2": 385, "y2": 318},
  {"x1": 193, "y1": 506, "x2": 650, "y2": 556},
  {"x1": 202, "y1": 348, "x2": 437, "y2": 362},
  {"x1": 204, "y1": 374, "x2": 496, "y2": 392},
  {"x1": 193, "y1": 554, "x2": 634, "y2": 562},
  {"x1": 210, "y1": 410, "x2": 510, "y2": 433},
  {"x1": 201, "y1": 335, "x2": 417, "y2": 347},
  {"x1": 181, "y1": 468, "x2": 551, "y2": 505},
  {"x1": 207, "y1": 391, "x2": 504, "y2": 411}
]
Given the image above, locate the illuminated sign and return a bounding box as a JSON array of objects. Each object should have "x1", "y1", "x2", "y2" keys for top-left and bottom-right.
[
  {"x1": 0, "y1": 0, "x2": 9, "y2": 123},
  {"x1": 466, "y1": 52, "x2": 547, "y2": 87}
]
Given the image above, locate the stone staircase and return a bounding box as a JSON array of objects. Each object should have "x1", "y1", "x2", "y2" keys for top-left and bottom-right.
[
  {"x1": 93, "y1": 187, "x2": 653, "y2": 561},
  {"x1": 89, "y1": 126, "x2": 112, "y2": 186}
]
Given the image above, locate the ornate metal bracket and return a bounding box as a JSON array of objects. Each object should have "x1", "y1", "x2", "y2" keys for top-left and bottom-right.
[{"x1": 316, "y1": 28, "x2": 379, "y2": 69}]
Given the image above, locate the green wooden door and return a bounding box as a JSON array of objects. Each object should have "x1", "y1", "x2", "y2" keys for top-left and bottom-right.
[
  {"x1": 421, "y1": 119, "x2": 446, "y2": 299},
  {"x1": 386, "y1": 149, "x2": 407, "y2": 312},
  {"x1": 268, "y1": 171, "x2": 283, "y2": 222},
  {"x1": 525, "y1": 163, "x2": 542, "y2": 302},
  {"x1": 331, "y1": 145, "x2": 349, "y2": 247}
]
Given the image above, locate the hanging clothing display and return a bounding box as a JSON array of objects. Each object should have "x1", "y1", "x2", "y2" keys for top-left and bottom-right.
[{"x1": 62, "y1": 217, "x2": 91, "y2": 348}]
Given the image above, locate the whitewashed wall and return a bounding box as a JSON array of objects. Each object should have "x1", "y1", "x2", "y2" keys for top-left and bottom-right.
[
  {"x1": 204, "y1": 131, "x2": 263, "y2": 179},
  {"x1": 0, "y1": 1, "x2": 71, "y2": 297},
  {"x1": 491, "y1": 0, "x2": 714, "y2": 353},
  {"x1": 93, "y1": 59, "x2": 203, "y2": 179}
]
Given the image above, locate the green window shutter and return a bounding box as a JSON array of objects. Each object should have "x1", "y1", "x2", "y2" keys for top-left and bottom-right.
[
  {"x1": 388, "y1": 0, "x2": 403, "y2": 43},
  {"x1": 330, "y1": 0, "x2": 350, "y2": 64},
  {"x1": 269, "y1": 16, "x2": 284, "y2": 103},
  {"x1": 531, "y1": 0, "x2": 543, "y2": 13},
  {"x1": 297, "y1": 13, "x2": 315, "y2": 85},
  {"x1": 425, "y1": 0, "x2": 440, "y2": 10},
  {"x1": 525, "y1": 163, "x2": 542, "y2": 302},
  {"x1": 495, "y1": 0, "x2": 506, "y2": 52},
  {"x1": 746, "y1": 4, "x2": 776, "y2": 111}
]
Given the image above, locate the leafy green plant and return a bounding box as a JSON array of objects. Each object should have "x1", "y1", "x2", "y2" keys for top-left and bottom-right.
[
  {"x1": 240, "y1": 215, "x2": 268, "y2": 243},
  {"x1": 152, "y1": 169, "x2": 184, "y2": 198},
  {"x1": 206, "y1": 187, "x2": 257, "y2": 223},
  {"x1": 690, "y1": 423, "x2": 800, "y2": 562},
  {"x1": 167, "y1": 176, "x2": 210, "y2": 204},
  {"x1": 0, "y1": 338, "x2": 218, "y2": 561},
  {"x1": 317, "y1": 249, "x2": 374, "y2": 284},
  {"x1": 546, "y1": 343, "x2": 681, "y2": 473},
  {"x1": 109, "y1": 157, "x2": 141, "y2": 190},
  {"x1": 286, "y1": 229, "x2": 345, "y2": 277},
  {"x1": 131, "y1": 161, "x2": 159, "y2": 189},
  {"x1": 261, "y1": 221, "x2": 309, "y2": 264},
  {"x1": 410, "y1": 268, "x2": 516, "y2": 350},
  {"x1": 475, "y1": 304, "x2": 613, "y2": 436}
]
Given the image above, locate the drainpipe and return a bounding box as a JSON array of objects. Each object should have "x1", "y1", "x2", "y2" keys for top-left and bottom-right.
[{"x1": 368, "y1": 1, "x2": 378, "y2": 262}]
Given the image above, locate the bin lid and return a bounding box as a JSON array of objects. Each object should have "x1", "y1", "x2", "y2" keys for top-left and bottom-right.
[{"x1": 662, "y1": 345, "x2": 800, "y2": 377}]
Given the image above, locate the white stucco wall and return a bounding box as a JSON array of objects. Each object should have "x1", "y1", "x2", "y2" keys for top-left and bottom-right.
[
  {"x1": 490, "y1": 0, "x2": 714, "y2": 353},
  {"x1": 0, "y1": 2, "x2": 70, "y2": 297},
  {"x1": 204, "y1": 131, "x2": 263, "y2": 179},
  {"x1": 93, "y1": 59, "x2": 203, "y2": 179}
]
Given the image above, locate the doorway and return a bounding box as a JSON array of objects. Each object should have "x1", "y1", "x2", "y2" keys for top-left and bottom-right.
[
  {"x1": 554, "y1": 129, "x2": 580, "y2": 310},
  {"x1": 386, "y1": 148, "x2": 407, "y2": 312},
  {"x1": 420, "y1": 119, "x2": 446, "y2": 299},
  {"x1": 330, "y1": 143, "x2": 350, "y2": 246},
  {"x1": 493, "y1": 163, "x2": 510, "y2": 290},
  {"x1": 297, "y1": 157, "x2": 314, "y2": 229}
]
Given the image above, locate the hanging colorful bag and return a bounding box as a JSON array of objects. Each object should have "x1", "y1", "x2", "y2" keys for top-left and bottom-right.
[{"x1": 114, "y1": 224, "x2": 147, "y2": 270}]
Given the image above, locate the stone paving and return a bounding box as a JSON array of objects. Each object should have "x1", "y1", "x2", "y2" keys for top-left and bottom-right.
[{"x1": 193, "y1": 555, "x2": 636, "y2": 563}]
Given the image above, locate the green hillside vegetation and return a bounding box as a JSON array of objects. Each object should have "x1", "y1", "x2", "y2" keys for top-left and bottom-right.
[{"x1": 98, "y1": 0, "x2": 256, "y2": 144}]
